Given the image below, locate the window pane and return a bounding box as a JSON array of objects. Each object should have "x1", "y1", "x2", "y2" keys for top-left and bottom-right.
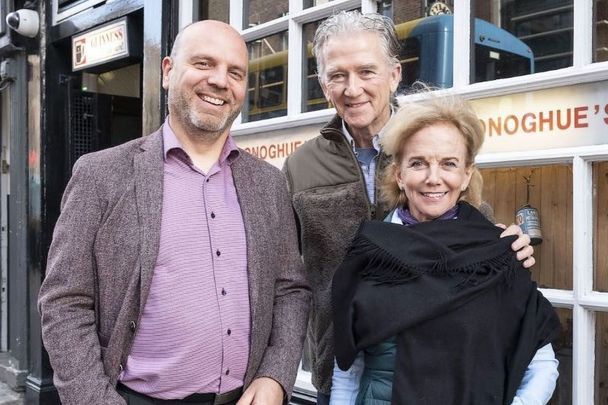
[
  {"x1": 58, "y1": 0, "x2": 103, "y2": 12},
  {"x1": 480, "y1": 165, "x2": 573, "y2": 290},
  {"x1": 548, "y1": 308, "x2": 573, "y2": 404},
  {"x1": 386, "y1": 1, "x2": 446, "y2": 90},
  {"x1": 58, "y1": 0, "x2": 84, "y2": 7},
  {"x1": 245, "y1": 32, "x2": 288, "y2": 123},
  {"x1": 302, "y1": 20, "x2": 330, "y2": 113},
  {"x1": 244, "y1": 0, "x2": 288, "y2": 29},
  {"x1": 197, "y1": 0, "x2": 229, "y2": 23},
  {"x1": 595, "y1": 0, "x2": 608, "y2": 62},
  {"x1": 474, "y1": 0, "x2": 573, "y2": 82},
  {"x1": 594, "y1": 162, "x2": 608, "y2": 291},
  {"x1": 596, "y1": 311, "x2": 608, "y2": 403},
  {"x1": 304, "y1": 0, "x2": 335, "y2": 9}
]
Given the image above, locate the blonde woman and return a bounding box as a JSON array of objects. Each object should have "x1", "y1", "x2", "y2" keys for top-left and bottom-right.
[{"x1": 332, "y1": 94, "x2": 561, "y2": 405}]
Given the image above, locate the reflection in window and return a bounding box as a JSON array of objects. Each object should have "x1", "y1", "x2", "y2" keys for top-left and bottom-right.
[
  {"x1": 244, "y1": 0, "x2": 288, "y2": 29},
  {"x1": 475, "y1": 47, "x2": 523, "y2": 81},
  {"x1": 398, "y1": 37, "x2": 421, "y2": 91},
  {"x1": 386, "y1": 2, "x2": 454, "y2": 89},
  {"x1": 389, "y1": 0, "x2": 435, "y2": 25},
  {"x1": 303, "y1": 0, "x2": 334, "y2": 9},
  {"x1": 594, "y1": 162, "x2": 608, "y2": 291},
  {"x1": 480, "y1": 165, "x2": 573, "y2": 290},
  {"x1": 396, "y1": 11, "x2": 532, "y2": 91},
  {"x1": 471, "y1": 15, "x2": 535, "y2": 83},
  {"x1": 197, "y1": 0, "x2": 229, "y2": 23},
  {"x1": 548, "y1": 308, "x2": 573, "y2": 404},
  {"x1": 302, "y1": 20, "x2": 330, "y2": 113},
  {"x1": 595, "y1": 0, "x2": 608, "y2": 62},
  {"x1": 245, "y1": 32, "x2": 288, "y2": 122},
  {"x1": 396, "y1": 16, "x2": 459, "y2": 88},
  {"x1": 476, "y1": 1, "x2": 573, "y2": 76}
]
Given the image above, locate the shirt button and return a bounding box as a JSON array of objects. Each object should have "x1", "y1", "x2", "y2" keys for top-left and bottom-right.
[
  {"x1": 216, "y1": 250, "x2": 221, "y2": 257},
  {"x1": 225, "y1": 369, "x2": 230, "y2": 375},
  {"x1": 206, "y1": 178, "x2": 210, "y2": 183},
  {"x1": 221, "y1": 288, "x2": 227, "y2": 296},
  {"x1": 211, "y1": 212, "x2": 216, "y2": 219},
  {"x1": 227, "y1": 329, "x2": 231, "y2": 336},
  {"x1": 129, "y1": 321, "x2": 136, "y2": 332}
]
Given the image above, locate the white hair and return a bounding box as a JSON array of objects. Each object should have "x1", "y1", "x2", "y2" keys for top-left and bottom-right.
[{"x1": 312, "y1": 10, "x2": 400, "y2": 81}]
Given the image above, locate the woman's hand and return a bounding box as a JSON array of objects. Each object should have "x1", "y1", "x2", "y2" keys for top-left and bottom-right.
[{"x1": 496, "y1": 223, "x2": 535, "y2": 269}]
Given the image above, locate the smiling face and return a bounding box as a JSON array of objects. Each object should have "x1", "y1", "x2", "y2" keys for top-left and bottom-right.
[
  {"x1": 162, "y1": 21, "x2": 248, "y2": 142},
  {"x1": 396, "y1": 122, "x2": 473, "y2": 222},
  {"x1": 319, "y1": 31, "x2": 401, "y2": 142}
]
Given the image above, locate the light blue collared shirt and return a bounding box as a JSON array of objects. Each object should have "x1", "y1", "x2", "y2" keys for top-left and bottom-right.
[{"x1": 341, "y1": 122, "x2": 383, "y2": 204}]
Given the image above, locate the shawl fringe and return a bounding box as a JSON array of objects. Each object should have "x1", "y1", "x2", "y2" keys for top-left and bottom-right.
[
  {"x1": 348, "y1": 234, "x2": 426, "y2": 285},
  {"x1": 351, "y1": 233, "x2": 519, "y2": 290}
]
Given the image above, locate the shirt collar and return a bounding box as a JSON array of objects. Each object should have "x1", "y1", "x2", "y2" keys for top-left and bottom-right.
[
  {"x1": 341, "y1": 106, "x2": 394, "y2": 152},
  {"x1": 162, "y1": 118, "x2": 240, "y2": 165}
]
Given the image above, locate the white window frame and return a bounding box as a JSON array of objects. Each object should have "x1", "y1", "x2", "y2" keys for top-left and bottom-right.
[
  {"x1": 180, "y1": 1, "x2": 608, "y2": 402},
  {"x1": 52, "y1": 0, "x2": 107, "y2": 25}
]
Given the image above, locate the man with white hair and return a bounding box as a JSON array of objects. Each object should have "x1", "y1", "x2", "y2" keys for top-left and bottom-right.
[{"x1": 283, "y1": 10, "x2": 549, "y2": 405}]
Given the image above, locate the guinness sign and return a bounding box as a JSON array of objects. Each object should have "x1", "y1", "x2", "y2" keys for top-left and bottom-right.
[{"x1": 72, "y1": 17, "x2": 130, "y2": 71}]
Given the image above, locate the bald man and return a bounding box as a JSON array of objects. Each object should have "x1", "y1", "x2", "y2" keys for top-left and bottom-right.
[{"x1": 39, "y1": 21, "x2": 309, "y2": 405}]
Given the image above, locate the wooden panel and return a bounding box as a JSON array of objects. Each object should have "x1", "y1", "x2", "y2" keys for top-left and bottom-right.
[
  {"x1": 594, "y1": 162, "x2": 608, "y2": 292},
  {"x1": 481, "y1": 169, "x2": 496, "y2": 218},
  {"x1": 479, "y1": 165, "x2": 573, "y2": 290},
  {"x1": 596, "y1": 311, "x2": 608, "y2": 404}
]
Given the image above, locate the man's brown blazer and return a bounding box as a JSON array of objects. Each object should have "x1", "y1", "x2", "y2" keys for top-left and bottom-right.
[{"x1": 38, "y1": 129, "x2": 310, "y2": 404}]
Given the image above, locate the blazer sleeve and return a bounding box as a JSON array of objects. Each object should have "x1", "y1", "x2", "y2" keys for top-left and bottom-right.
[
  {"x1": 38, "y1": 157, "x2": 126, "y2": 405},
  {"x1": 253, "y1": 169, "x2": 311, "y2": 396}
]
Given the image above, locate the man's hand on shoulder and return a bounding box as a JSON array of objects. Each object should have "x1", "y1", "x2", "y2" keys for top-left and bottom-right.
[
  {"x1": 496, "y1": 223, "x2": 535, "y2": 269},
  {"x1": 237, "y1": 377, "x2": 284, "y2": 405}
]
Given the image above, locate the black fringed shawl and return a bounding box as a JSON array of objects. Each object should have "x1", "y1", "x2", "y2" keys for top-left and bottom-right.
[{"x1": 332, "y1": 202, "x2": 561, "y2": 405}]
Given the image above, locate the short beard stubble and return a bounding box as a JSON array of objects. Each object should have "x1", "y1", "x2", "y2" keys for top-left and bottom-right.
[{"x1": 169, "y1": 89, "x2": 240, "y2": 144}]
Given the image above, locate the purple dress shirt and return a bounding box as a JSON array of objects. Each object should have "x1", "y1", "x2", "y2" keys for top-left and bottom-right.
[{"x1": 120, "y1": 121, "x2": 250, "y2": 399}]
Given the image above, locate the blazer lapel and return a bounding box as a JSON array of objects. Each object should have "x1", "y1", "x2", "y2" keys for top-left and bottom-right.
[
  {"x1": 134, "y1": 130, "x2": 164, "y2": 313},
  {"x1": 231, "y1": 155, "x2": 263, "y2": 373}
]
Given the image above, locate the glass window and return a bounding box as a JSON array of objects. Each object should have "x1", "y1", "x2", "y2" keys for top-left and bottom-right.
[
  {"x1": 399, "y1": 37, "x2": 421, "y2": 90},
  {"x1": 244, "y1": 0, "x2": 288, "y2": 29},
  {"x1": 302, "y1": 20, "x2": 330, "y2": 113},
  {"x1": 304, "y1": 0, "x2": 335, "y2": 9},
  {"x1": 384, "y1": 1, "x2": 444, "y2": 89},
  {"x1": 594, "y1": 162, "x2": 608, "y2": 292},
  {"x1": 57, "y1": 0, "x2": 104, "y2": 13},
  {"x1": 197, "y1": 0, "x2": 229, "y2": 23},
  {"x1": 389, "y1": 0, "x2": 444, "y2": 24},
  {"x1": 58, "y1": 0, "x2": 81, "y2": 6},
  {"x1": 245, "y1": 32, "x2": 288, "y2": 123},
  {"x1": 480, "y1": 165, "x2": 573, "y2": 290},
  {"x1": 548, "y1": 308, "x2": 573, "y2": 404},
  {"x1": 475, "y1": 0, "x2": 573, "y2": 82},
  {"x1": 82, "y1": 64, "x2": 141, "y2": 98},
  {"x1": 473, "y1": 41, "x2": 534, "y2": 83},
  {"x1": 596, "y1": 311, "x2": 608, "y2": 403},
  {"x1": 595, "y1": 0, "x2": 608, "y2": 62}
]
